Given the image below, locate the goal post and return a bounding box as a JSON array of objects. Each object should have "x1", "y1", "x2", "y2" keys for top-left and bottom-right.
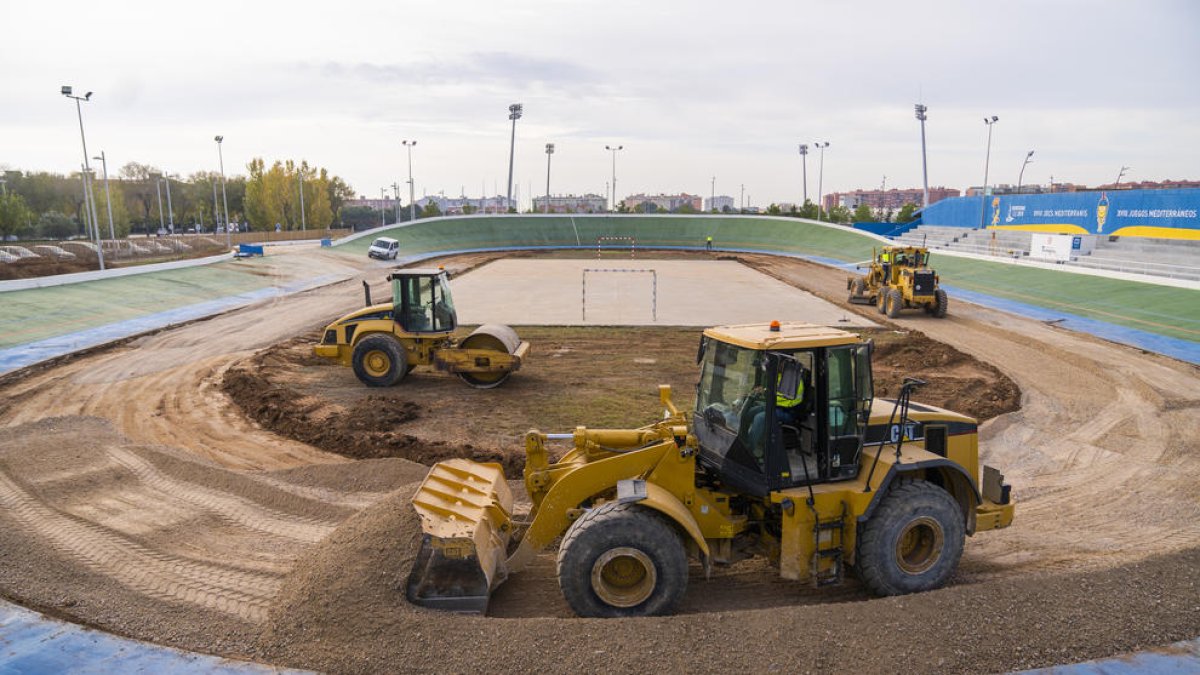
[
  {"x1": 581, "y1": 268, "x2": 657, "y2": 322},
  {"x1": 596, "y1": 236, "x2": 636, "y2": 259}
]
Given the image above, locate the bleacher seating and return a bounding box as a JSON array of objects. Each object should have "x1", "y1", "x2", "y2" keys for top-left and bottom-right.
[{"x1": 890, "y1": 225, "x2": 1200, "y2": 281}]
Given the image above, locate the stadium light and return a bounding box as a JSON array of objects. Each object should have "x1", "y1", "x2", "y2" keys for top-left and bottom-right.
[
  {"x1": 814, "y1": 142, "x2": 830, "y2": 220},
  {"x1": 544, "y1": 143, "x2": 555, "y2": 214},
  {"x1": 1017, "y1": 150, "x2": 1035, "y2": 194},
  {"x1": 979, "y1": 116, "x2": 1000, "y2": 228},
  {"x1": 915, "y1": 104, "x2": 929, "y2": 207},
  {"x1": 506, "y1": 104, "x2": 522, "y2": 212},
  {"x1": 798, "y1": 144, "x2": 809, "y2": 206},
  {"x1": 402, "y1": 140, "x2": 417, "y2": 221},
  {"x1": 605, "y1": 144, "x2": 623, "y2": 212},
  {"x1": 92, "y1": 151, "x2": 115, "y2": 239},
  {"x1": 62, "y1": 84, "x2": 104, "y2": 269},
  {"x1": 1115, "y1": 166, "x2": 1130, "y2": 187},
  {"x1": 215, "y1": 136, "x2": 231, "y2": 246}
]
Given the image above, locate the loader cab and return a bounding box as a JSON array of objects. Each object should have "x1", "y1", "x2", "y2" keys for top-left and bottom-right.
[
  {"x1": 693, "y1": 323, "x2": 873, "y2": 497},
  {"x1": 388, "y1": 269, "x2": 458, "y2": 334}
]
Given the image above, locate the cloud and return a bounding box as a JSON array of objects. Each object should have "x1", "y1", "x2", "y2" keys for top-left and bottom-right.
[{"x1": 316, "y1": 52, "x2": 600, "y2": 89}]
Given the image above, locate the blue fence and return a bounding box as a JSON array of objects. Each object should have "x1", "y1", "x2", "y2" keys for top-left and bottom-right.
[
  {"x1": 920, "y1": 188, "x2": 1200, "y2": 240},
  {"x1": 851, "y1": 221, "x2": 920, "y2": 238}
]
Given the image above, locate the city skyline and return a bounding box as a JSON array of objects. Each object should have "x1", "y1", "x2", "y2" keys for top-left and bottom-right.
[{"x1": 2, "y1": 1, "x2": 1197, "y2": 210}]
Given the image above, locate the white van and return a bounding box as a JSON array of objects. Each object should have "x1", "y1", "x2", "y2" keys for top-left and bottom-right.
[{"x1": 368, "y1": 237, "x2": 400, "y2": 260}]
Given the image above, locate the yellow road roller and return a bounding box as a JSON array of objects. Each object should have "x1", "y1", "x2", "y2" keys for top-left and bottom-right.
[
  {"x1": 313, "y1": 269, "x2": 529, "y2": 388},
  {"x1": 405, "y1": 321, "x2": 1013, "y2": 616}
]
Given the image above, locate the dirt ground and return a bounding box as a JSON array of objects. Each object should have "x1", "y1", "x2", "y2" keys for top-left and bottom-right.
[{"x1": 0, "y1": 248, "x2": 1197, "y2": 673}]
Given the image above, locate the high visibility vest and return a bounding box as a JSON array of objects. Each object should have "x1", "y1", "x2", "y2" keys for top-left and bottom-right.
[
  {"x1": 776, "y1": 376, "x2": 804, "y2": 408},
  {"x1": 881, "y1": 252, "x2": 890, "y2": 262}
]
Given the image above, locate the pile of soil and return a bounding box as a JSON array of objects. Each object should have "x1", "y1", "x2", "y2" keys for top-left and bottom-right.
[
  {"x1": 871, "y1": 330, "x2": 1021, "y2": 421},
  {"x1": 222, "y1": 345, "x2": 524, "y2": 475}
]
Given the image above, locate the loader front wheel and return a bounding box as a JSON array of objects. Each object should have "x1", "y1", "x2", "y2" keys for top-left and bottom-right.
[
  {"x1": 351, "y1": 335, "x2": 407, "y2": 387},
  {"x1": 885, "y1": 289, "x2": 903, "y2": 318},
  {"x1": 557, "y1": 502, "x2": 687, "y2": 618},
  {"x1": 857, "y1": 479, "x2": 964, "y2": 596},
  {"x1": 933, "y1": 289, "x2": 949, "y2": 318}
]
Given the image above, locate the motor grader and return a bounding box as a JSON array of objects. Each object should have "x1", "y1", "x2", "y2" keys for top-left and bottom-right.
[
  {"x1": 406, "y1": 321, "x2": 1013, "y2": 617},
  {"x1": 313, "y1": 269, "x2": 529, "y2": 388},
  {"x1": 848, "y1": 245, "x2": 948, "y2": 318}
]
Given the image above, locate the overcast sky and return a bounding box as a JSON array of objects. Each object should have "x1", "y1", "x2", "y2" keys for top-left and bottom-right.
[{"x1": 3, "y1": 0, "x2": 1197, "y2": 208}]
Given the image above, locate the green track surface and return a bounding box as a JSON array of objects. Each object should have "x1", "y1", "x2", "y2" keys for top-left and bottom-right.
[
  {"x1": 0, "y1": 259, "x2": 277, "y2": 349},
  {"x1": 339, "y1": 215, "x2": 1199, "y2": 343}
]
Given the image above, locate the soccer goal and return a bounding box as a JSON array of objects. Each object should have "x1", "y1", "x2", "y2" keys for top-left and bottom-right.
[
  {"x1": 596, "y1": 236, "x2": 636, "y2": 259},
  {"x1": 581, "y1": 268, "x2": 657, "y2": 322}
]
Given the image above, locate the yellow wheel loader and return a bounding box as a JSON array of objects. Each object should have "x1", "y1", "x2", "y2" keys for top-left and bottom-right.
[
  {"x1": 313, "y1": 269, "x2": 530, "y2": 388},
  {"x1": 406, "y1": 322, "x2": 1013, "y2": 617},
  {"x1": 848, "y1": 246, "x2": 948, "y2": 318}
]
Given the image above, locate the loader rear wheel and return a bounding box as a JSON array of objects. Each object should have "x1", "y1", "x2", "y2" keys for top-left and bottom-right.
[
  {"x1": 857, "y1": 479, "x2": 964, "y2": 596},
  {"x1": 885, "y1": 289, "x2": 903, "y2": 318},
  {"x1": 933, "y1": 288, "x2": 948, "y2": 318},
  {"x1": 351, "y1": 335, "x2": 407, "y2": 387},
  {"x1": 557, "y1": 502, "x2": 687, "y2": 618}
]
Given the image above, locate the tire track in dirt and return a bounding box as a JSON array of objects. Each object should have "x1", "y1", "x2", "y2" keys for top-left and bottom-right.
[
  {"x1": 0, "y1": 469, "x2": 278, "y2": 623},
  {"x1": 105, "y1": 446, "x2": 336, "y2": 543}
]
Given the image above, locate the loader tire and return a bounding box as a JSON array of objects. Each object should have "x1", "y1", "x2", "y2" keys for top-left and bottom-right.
[
  {"x1": 933, "y1": 289, "x2": 948, "y2": 318},
  {"x1": 557, "y1": 502, "x2": 688, "y2": 618},
  {"x1": 849, "y1": 277, "x2": 866, "y2": 303},
  {"x1": 885, "y1": 289, "x2": 903, "y2": 318},
  {"x1": 351, "y1": 335, "x2": 407, "y2": 387},
  {"x1": 857, "y1": 479, "x2": 964, "y2": 596}
]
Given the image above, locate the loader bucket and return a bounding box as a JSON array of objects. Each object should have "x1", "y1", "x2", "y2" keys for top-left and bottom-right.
[{"x1": 406, "y1": 458, "x2": 515, "y2": 614}]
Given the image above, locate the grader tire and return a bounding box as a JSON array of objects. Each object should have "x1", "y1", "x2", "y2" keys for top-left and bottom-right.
[
  {"x1": 876, "y1": 289, "x2": 888, "y2": 314},
  {"x1": 351, "y1": 335, "x2": 407, "y2": 387},
  {"x1": 857, "y1": 479, "x2": 964, "y2": 596},
  {"x1": 849, "y1": 277, "x2": 866, "y2": 303},
  {"x1": 557, "y1": 502, "x2": 688, "y2": 618},
  {"x1": 933, "y1": 289, "x2": 949, "y2": 318},
  {"x1": 885, "y1": 289, "x2": 903, "y2": 319}
]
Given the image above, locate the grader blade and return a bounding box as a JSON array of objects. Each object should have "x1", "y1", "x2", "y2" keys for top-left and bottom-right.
[{"x1": 406, "y1": 458, "x2": 514, "y2": 614}]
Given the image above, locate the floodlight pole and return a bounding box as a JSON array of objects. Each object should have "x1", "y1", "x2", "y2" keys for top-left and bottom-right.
[
  {"x1": 1115, "y1": 165, "x2": 1130, "y2": 187},
  {"x1": 915, "y1": 104, "x2": 929, "y2": 207},
  {"x1": 1017, "y1": 150, "x2": 1035, "y2": 194},
  {"x1": 215, "y1": 136, "x2": 231, "y2": 245},
  {"x1": 798, "y1": 144, "x2": 809, "y2": 206},
  {"x1": 163, "y1": 174, "x2": 176, "y2": 233},
  {"x1": 93, "y1": 151, "x2": 116, "y2": 239},
  {"x1": 506, "y1": 104, "x2": 522, "y2": 212},
  {"x1": 62, "y1": 85, "x2": 105, "y2": 269},
  {"x1": 980, "y1": 116, "x2": 999, "y2": 228},
  {"x1": 402, "y1": 140, "x2": 417, "y2": 221},
  {"x1": 544, "y1": 143, "x2": 555, "y2": 214},
  {"x1": 155, "y1": 176, "x2": 165, "y2": 232},
  {"x1": 606, "y1": 144, "x2": 623, "y2": 211},
  {"x1": 298, "y1": 172, "x2": 306, "y2": 231},
  {"x1": 814, "y1": 141, "x2": 830, "y2": 220}
]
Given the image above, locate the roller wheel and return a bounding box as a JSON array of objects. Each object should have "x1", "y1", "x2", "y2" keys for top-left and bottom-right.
[
  {"x1": 351, "y1": 335, "x2": 407, "y2": 387},
  {"x1": 557, "y1": 502, "x2": 688, "y2": 618},
  {"x1": 857, "y1": 479, "x2": 964, "y2": 596},
  {"x1": 458, "y1": 371, "x2": 511, "y2": 389},
  {"x1": 933, "y1": 289, "x2": 949, "y2": 318},
  {"x1": 885, "y1": 289, "x2": 903, "y2": 318}
]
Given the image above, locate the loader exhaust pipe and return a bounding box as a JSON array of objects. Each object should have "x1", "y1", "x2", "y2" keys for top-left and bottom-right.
[{"x1": 363, "y1": 280, "x2": 372, "y2": 307}]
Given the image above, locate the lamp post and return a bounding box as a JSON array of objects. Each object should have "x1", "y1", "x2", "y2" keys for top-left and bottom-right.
[
  {"x1": 979, "y1": 116, "x2": 999, "y2": 228},
  {"x1": 92, "y1": 151, "x2": 116, "y2": 239},
  {"x1": 61, "y1": 85, "x2": 105, "y2": 269},
  {"x1": 798, "y1": 144, "x2": 809, "y2": 206},
  {"x1": 214, "y1": 136, "x2": 231, "y2": 245},
  {"x1": 740, "y1": 184, "x2": 745, "y2": 213},
  {"x1": 710, "y1": 175, "x2": 716, "y2": 213},
  {"x1": 402, "y1": 140, "x2": 417, "y2": 221},
  {"x1": 163, "y1": 174, "x2": 176, "y2": 233},
  {"x1": 1017, "y1": 150, "x2": 1035, "y2": 194},
  {"x1": 380, "y1": 188, "x2": 387, "y2": 228},
  {"x1": 392, "y1": 182, "x2": 401, "y2": 223},
  {"x1": 914, "y1": 104, "x2": 929, "y2": 208},
  {"x1": 605, "y1": 144, "x2": 623, "y2": 211},
  {"x1": 544, "y1": 143, "x2": 555, "y2": 214},
  {"x1": 506, "y1": 104, "x2": 522, "y2": 212},
  {"x1": 1115, "y1": 166, "x2": 1130, "y2": 187},
  {"x1": 155, "y1": 175, "x2": 165, "y2": 234},
  {"x1": 814, "y1": 141, "x2": 830, "y2": 221},
  {"x1": 298, "y1": 171, "x2": 306, "y2": 231}
]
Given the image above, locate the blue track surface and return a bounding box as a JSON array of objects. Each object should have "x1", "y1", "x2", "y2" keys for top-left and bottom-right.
[
  {"x1": 0, "y1": 274, "x2": 344, "y2": 376},
  {"x1": 0, "y1": 601, "x2": 300, "y2": 674},
  {"x1": 1019, "y1": 637, "x2": 1200, "y2": 674}
]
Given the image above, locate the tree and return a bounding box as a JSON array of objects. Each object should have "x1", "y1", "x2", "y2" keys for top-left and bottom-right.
[
  {"x1": 766, "y1": 203, "x2": 782, "y2": 216},
  {"x1": 0, "y1": 192, "x2": 35, "y2": 239},
  {"x1": 895, "y1": 202, "x2": 919, "y2": 223},
  {"x1": 676, "y1": 202, "x2": 697, "y2": 214},
  {"x1": 797, "y1": 200, "x2": 819, "y2": 219},
  {"x1": 37, "y1": 211, "x2": 76, "y2": 239},
  {"x1": 852, "y1": 204, "x2": 876, "y2": 222},
  {"x1": 827, "y1": 205, "x2": 852, "y2": 224},
  {"x1": 420, "y1": 200, "x2": 442, "y2": 218}
]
